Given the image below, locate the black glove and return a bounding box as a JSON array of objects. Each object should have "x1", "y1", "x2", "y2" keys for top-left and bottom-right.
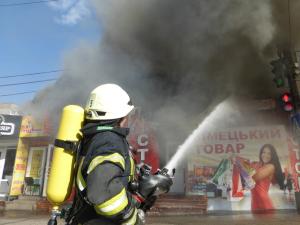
[
  {"x1": 135, "y1": 165, "x2": 172, "y2": 212},
  {"x1": 138, "y1": 171, "x2": 173, "y2": 199},
  {"x1": 129, "y1": 164, "x2": 173, "y2": 212}
]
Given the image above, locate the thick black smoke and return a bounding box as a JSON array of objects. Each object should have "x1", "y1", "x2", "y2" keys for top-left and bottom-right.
[{"x1": 23, "y1": 0, "x2": 300, "y2": 157}]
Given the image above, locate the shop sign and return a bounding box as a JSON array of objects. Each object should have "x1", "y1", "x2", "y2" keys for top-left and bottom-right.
[
  {"x1": 0, "y1": 115, "x2": 14, "y2": 135},
  {"x1": 0, "y1": 114, "x2": 21, "y2": 138},
  {"x1": 127, "y1": 109, "x2": 160, "y2": 172},
  {"x1": 19, "y1": 116, "x2": 50, "y2": 138}
]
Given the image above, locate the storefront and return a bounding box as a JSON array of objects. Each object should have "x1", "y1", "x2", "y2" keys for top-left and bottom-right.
[
  {"x1": 0, "y1": 114, "x2": 22, "y2": 199},
  {"x1": 9, "y1": 116, "x2": 52, "y2": 198}
]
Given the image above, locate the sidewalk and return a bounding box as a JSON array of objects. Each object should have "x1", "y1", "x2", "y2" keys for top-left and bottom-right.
[{"x1": 0, "y1": 210, "x2": 299, "y2": 225}]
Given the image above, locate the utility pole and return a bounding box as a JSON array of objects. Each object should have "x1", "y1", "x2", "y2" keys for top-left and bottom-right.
[
  {"x1": 282, "y1": 49, "x2": 300, "y2": 212},
  {"x1": 282, "y1": 50, "x2": 300, "y2": 109}
]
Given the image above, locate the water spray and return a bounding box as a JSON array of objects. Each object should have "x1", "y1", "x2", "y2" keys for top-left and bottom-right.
[{"x1": 165, "y1": 100, "x2": 229, "y2": 172}]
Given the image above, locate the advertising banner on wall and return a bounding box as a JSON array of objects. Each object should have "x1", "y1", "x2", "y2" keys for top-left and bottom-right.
[
  {"x1": 186, "y1": 125, "x2": 297, "y2": 211},
  {"x1": 9, "y1": 139, "x2": 28, "y2": 196}
]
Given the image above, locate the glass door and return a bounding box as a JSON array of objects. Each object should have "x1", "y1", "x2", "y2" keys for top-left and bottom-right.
[{"x1": 25, "y1": 147, "x2": 46, "y2": 195}]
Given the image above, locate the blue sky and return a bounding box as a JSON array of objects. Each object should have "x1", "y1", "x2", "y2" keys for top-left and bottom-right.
[{"x1": 0, "y1": 0, "x2": 101, "y2": 105}]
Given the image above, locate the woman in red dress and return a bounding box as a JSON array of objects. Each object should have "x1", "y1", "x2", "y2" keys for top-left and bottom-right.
[{"x1": 250, "y1": 144, "x2": 284, "y2": 212}]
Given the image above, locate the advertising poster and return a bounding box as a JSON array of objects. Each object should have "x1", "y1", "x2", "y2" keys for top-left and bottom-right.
[
  {"x1": 9, "y1": 139, "x2": 28, "y2": 196},
  {"x1": 27, "y1": 148, "x2": 44, "y2": 178},
  {"x1": 186, "y1": 125, "x2": 297, "y2": 211}
]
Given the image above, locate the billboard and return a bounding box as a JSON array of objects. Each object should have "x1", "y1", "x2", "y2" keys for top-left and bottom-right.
[{"x1": 186, "y1": 125, "x2": 297, "y2": 211}]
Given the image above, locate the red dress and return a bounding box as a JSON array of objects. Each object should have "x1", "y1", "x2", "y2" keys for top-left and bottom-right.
[{"x1": 251, "y1": 164, "x2": 274, "y2": 211}]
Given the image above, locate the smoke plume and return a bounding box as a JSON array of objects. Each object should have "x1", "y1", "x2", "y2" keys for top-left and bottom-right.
[{"x1": 23, "y1": 0, "x2": 300, "y2": 159}]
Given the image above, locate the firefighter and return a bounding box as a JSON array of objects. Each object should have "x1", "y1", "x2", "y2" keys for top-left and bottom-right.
[{"x1": 68, "y1": 83, "x2": 145, "y2": 225}]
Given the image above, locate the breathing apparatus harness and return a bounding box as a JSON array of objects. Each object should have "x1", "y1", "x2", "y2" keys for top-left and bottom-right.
[
  {"x1": 59, "y1": 125, "x2": 134, "y2": 225},
  {"x1": 47, "y1": 136, "x2": 82, "y2": 225}
]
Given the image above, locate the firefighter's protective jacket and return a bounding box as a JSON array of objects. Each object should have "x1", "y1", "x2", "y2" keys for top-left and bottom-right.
[{"x1": 72, "y1": 123, "x2": 138, "y2": 225}]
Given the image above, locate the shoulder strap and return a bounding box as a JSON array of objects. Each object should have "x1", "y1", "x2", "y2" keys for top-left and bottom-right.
[
  {"x1": 54, "y1": 139, "x2": 78, "y2": 152},
  {"x1": 64, "y1": 140, "x2": 84, "y2": 224}
]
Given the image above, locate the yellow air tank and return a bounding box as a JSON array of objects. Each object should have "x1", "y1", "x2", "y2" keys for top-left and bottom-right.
[{"x1": 46, "y1": 105, "x2": 84, "y2": 208}]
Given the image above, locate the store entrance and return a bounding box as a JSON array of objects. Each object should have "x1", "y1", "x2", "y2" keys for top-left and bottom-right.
[{"x1": 25, "y1": 147, "x2": 46, "y2": 196}]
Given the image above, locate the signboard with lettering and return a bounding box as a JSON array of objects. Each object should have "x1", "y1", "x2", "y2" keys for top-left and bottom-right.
[
  {"x1": 0, "y1": 114, "x2": 21, "y2": 139},
  {"x1": 19, "y1": 116, "x2": 51, "y2": 138},
  {"x1": 127, "y1": 110, "x2": 160, "y2": 172},
  {"x1": 187, "y1": 125, "x2": 296, "y2": 211}
]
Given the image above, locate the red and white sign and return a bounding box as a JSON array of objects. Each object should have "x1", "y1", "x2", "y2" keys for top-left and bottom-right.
[{"x1": 127, "y1": 109, "x2": 160, "y2": 172}]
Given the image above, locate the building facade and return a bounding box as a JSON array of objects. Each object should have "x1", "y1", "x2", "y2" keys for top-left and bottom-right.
[
  {"x1": 0, "y1": 114, "x2": 22, "y2": 199},
  {"x1": 9, "y1": 115, "x2": 52, "y2": 198}
]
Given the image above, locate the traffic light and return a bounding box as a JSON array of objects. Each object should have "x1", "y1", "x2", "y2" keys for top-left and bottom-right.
[
  {"x1": 270, "y1": 59, "x2": 286, "y2": 88},
  {"x1": 280, "y1": 92, "x2": 294, "y2": 112},
  {"x1": 293, "y1": 62, "x2": 300, "y2": 76}
]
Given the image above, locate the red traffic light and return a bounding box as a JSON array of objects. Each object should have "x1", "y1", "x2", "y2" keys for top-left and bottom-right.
[
  {"x1": 281, "y1": 93, "x2": 291, "y2": 103},
  {"x1": 280, "y1": 93, "x2": 293, "y2": 112}
]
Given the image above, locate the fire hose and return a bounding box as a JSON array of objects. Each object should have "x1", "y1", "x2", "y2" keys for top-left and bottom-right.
[{"x1": 129, "y1": 164, "x2": 174, "y2": 212}]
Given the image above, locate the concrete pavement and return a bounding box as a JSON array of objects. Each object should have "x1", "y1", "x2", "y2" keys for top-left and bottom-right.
[{"x1": 0, "y1": 210, "x2": 300, "y2": 225}]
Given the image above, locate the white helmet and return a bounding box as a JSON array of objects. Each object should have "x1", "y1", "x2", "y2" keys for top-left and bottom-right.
[{"x1": 85, "y1": 83, "x2": 134, "y2": 120}]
